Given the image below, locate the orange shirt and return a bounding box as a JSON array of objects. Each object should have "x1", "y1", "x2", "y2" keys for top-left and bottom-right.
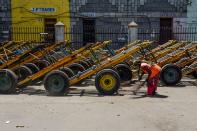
[
  {"x1": 141, "y1": 63, "x2": 161, "y2": 78},
  {"x1": 150, "y1": 64, "x2": 161, "y2": 78}
]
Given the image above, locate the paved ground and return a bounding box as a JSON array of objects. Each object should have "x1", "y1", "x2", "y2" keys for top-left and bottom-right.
[{"x1": 0, "y1": 81, "x2": 197, "y2": 131}]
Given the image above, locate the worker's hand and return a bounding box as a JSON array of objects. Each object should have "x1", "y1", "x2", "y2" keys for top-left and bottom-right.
[{"x1": 145, "y1": 78, "x2": 149, "y2": 82}]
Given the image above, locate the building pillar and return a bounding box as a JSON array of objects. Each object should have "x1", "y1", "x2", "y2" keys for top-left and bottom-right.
[
  {"x1": 128, "y1": 21, "x2": 138, "y2": 43},
  {"x1": 55, "y1": 22, "x2": 65, "y2": 43}
]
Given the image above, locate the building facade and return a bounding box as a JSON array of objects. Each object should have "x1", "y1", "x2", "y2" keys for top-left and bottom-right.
[
  {"x1": 0, "y1": 0, "x2": 11, "y2": 42},
  {"x1": 11, "y1": 0, "x2": 70, "y2": 42},
  {"x1": 70, "y1": 0, "x2": 189, "y2": 45},
  {"x1": 187, "y1": 0, "x2": 197, "y2": 27},
  {"x1": 0, "y1": 0, "x2": 196, "y2": 44}
]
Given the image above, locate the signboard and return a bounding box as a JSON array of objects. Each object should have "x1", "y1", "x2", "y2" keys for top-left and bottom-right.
[
  {"x1": 81, "y1": 12, "x2": 97, "y2": 17},
  {"x1": 31, "y1": 8, "x2": 56, "y2": 13}
]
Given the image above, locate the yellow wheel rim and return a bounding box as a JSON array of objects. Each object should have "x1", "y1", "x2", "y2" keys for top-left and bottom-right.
[{"x1": 99, "y1": 74, "x2": 116, "y2": 91}]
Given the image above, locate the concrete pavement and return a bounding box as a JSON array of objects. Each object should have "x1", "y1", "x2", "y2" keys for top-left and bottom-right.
[{"x1": 0, "y1": 82, "x2": 197, "y2": 131}]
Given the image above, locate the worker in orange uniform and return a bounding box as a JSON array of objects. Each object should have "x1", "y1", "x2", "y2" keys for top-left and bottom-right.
[{"x1": 133, "y1": 62, "x2": 161, "y2": 96}]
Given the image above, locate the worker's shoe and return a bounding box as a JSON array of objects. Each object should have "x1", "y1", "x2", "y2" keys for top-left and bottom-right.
[
  {"x1": 146, "y1": 93, "x2": 157, "y2": 97},
  {"x1": 153, "y1": 91, "x2": 157, "y2": 95},
  {"x1": 146, "y1": 94, "x2": 154, "y2": 97}
]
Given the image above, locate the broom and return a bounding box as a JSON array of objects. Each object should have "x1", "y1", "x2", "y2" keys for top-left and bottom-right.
[{"x1": 132, "y1": 80, "x2": 147, "y2": 95}]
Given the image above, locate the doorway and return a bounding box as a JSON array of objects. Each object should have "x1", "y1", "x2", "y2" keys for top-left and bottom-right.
[
  {"x1": 44, "y1": 18, "x2": 57, "y2": 42},
  {"x1": 83, "y1": 19, "x2": 96, "y2": 46},
  {"x1": 160, "y1": 18, "x2": 173, "y2": 44}
]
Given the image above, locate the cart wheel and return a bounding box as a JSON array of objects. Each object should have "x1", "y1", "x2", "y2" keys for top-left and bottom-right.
[
  {"x1": 78, "y1": 60, "x2": 90, "y2": 70},
  {"x1": 191, "y1": 71, "x2": 197, "y2": 78},
  {"x1": 0, "y1": 60, "x2": 4, "y2": 65},
  {"x1": 34, "y1": 60, "x2": 50, "y2": 70},
  {"x1": 46, "y1": 55, "x2": 58, "y2": 64},
  {"x1": 0, "y1": 69, "x2": 18, "y2": 93},
  {"x1": 51, "y1": 53, "x2": 60, "y2": 60},
  {"x1": 25, "y1": 63, "x2": 40, "y2": 74},
  {"x1": 44, "y1": 70, "x2": 69, "y2": 96},
  {"x1": 60, "y1": 67, "x2": 75, "y2": 78},
  {"x1": 120, "y1": 62, "x2": 130, "y2": 67},
  {"x1": 84, "y1": 59, "x2": 93, "y2": 67},
  {"x1": 53, "y1": 52, "x2": 65, "y2": 59},
  {"x1": 95, "y1": 69, "x2": 120, "y2": 95},
  {"x1": 13, "y1": 66, "x2": 33, "y2": 81},
  {"x1": 115, "y1": 64, "x2": 132, "y2": 82},
  {"x1": 87, "y1": 58, "x2": 94, "y2": 65},
  {"x1": 68, "y1": 63, "x2": 86, "y2": 75},
  {"x1": 57, "y1": 52, "x2": 66, "y2": 57},
  {"x1": 51, "y1": 55, "x2": 59, "y2": 62},
  {"x1": 160, "y1": 64, "x2": 182, "y2": 86}
]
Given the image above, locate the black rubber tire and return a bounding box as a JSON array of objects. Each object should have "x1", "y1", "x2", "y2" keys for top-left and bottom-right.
[
  {"x1": 34, "y1": 60, "x2": 50, "y2": 70},
  {"x1": 115, "y1": 64, "x2": 132, "y2": 82},
  {"x1": 84, "y1": 59, "x2": 93, "y2": 67},
  {"x1": 68, "y1": 63, "x2": 86, "y2": 75},
  {"x1": 78, "y1": 60, "x2": 90, "y2": 70},
  {"x1": 160, "y1": 64, "x2": 182, "y2": 86},
  {"x1": 0, "y1": 60, "x2": 4, "y2": 65},
  {"x1": 44, "y1": 70, "x2": 70, "y2": 96},
  {"x1": 53, "y1": 52, "x2": 65, "y2": 59},
  {"x1": 87, "y1": 58, "x2": 94, "y2": 65},
  {"x1": 57, "y1": 52, "x2": 66, "y2": 57},
  {"x1": 46, "y1": 55, "x2": 58, "y2": 64},
  {"x1": 191, "y1": 71, "x2": 197, "y2": 79},
  {"x1": 60, "y1": 67, "x2": 75, "y2": 78},
  {"x1": 25, "y1": 63, "x2": 40, "y2": 74},
  {"x1": 13, "y1": 66, "x2": 33, "y2": 81},
  {"x1": 51, "y1": 53, "x2": 60, "y2": 59},
  {"x1": 95, "y1": 69, "x2": 120, "y2": 95},
  {"x1": 0, "y1": 69, "x2": 18, "y2": 93},
  {"x1": 120, "y1": 62, "x2": 130, "y2": 67}
]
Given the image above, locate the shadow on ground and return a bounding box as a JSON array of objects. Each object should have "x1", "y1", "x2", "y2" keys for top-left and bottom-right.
[
  {"x1": 8, "y1": 80, "x2": 196, "y2": 98},
  {"x1": 16, "y1": 86, "x2": 131, "y2": 97},
  {"x1": 131, "y1": 93, "x2": 168, "y2": 99}
]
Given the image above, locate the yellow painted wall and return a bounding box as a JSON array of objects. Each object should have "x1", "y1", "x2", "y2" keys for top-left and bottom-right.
[{"x1": 11, "y1": 0, "x2": 70, "y2": 41}]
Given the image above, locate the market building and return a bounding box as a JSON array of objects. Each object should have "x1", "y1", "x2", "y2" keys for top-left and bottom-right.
[
  {"x1": 70, "y1": 0, "x2": 190, "y2": 46},
  {"x1": 0, "y1": 0, "x2": 196, "y2": 45},
  {"x1": 11, "y1": 0, "x2": 70, "y2": 42},
  {"x1": 187, "y1": 0, "x2": 197, "y2": 27},
  {"x1": 0, "y1": 0, "x2": 11, "y2": 42}
]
